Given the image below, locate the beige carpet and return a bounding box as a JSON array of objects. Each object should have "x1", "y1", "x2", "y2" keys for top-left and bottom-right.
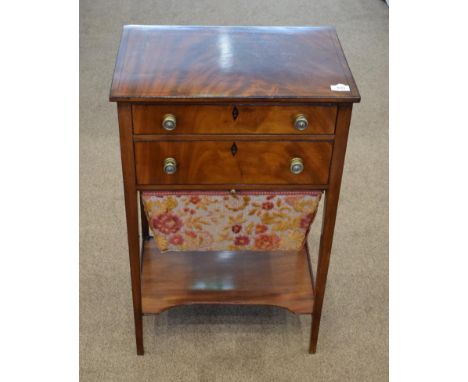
[{"x1": 80, "y1": 0, "x2": 388, "y2": 380}]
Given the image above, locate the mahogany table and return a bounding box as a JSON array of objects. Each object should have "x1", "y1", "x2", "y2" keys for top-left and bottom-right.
[{"x1": 109, "y1": 25, "x2": 360, "y2": 355}]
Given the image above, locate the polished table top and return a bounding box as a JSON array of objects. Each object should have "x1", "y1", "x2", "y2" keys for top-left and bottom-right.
[{"x1": 110, "y1": 25, "x2": 360, "y2": 103}]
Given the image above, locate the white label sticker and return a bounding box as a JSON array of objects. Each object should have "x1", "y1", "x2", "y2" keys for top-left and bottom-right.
[{"x1": 330, "y1": 83, "x2": 351, "y2": 92}]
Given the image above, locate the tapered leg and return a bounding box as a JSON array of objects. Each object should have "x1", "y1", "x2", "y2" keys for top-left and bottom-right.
[
  {"x1": 123, "y1": 187, "x2": 144, "y2": 355},
  {"x1": 310, "y1": 190, "x2": 339, "y2": 353},
  {"x1": 118, "y1": 103, "x2": 144, "y2": 355},
  {"x1": 310, "y1": 104, "x2": 353, "y2": 353}
]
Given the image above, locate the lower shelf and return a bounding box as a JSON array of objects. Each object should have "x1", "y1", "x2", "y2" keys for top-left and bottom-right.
[{"x1": 141, "y1": 238, "x2": 315, "y2": 314}]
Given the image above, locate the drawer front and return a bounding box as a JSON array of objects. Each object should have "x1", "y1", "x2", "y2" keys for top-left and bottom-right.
[
  {"x1": 134, "y1": 141, "x2": 332, "y2": 185},
  {"x1": 133, "y1": 104, "x2": 337, "y2": 135}
]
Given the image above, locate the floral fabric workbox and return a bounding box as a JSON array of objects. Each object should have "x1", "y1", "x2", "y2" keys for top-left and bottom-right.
[
  {"x1": 142, "y1": 191, "x2": 321, "y2": 251},
  {"x1": 141, "y1": 191, "x2": 322, "y2": 252}
]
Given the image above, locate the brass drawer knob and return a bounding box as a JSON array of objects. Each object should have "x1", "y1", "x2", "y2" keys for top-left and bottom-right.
[
  {"x1": 294, "y1": 114, "x2": 308, "y2": 131},
  {"x1": 163, "y1": 157, "x2": 177, "y2": 174},
  {"x1": 290, "y1": 158, "x2": 304, "y2": 174},
  {"x1": 162, "y1": 114, "x2": 177, "y2": 131}
]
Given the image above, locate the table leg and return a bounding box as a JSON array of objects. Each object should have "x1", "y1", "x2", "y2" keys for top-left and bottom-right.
[
  {"x1": 118, "y1": 103, "x2": 144, "y2": 355},
  {"x1": 310, "y1": 190, "x2": 338, "y2": 353},
  {"x1": 309, "y1": 104, "x2": 352, "y2": 353}
]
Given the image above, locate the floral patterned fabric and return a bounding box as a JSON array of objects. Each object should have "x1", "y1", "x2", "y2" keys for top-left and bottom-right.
[{"x1": 141, "y1": 191, "x2": 322, "y2": 252}]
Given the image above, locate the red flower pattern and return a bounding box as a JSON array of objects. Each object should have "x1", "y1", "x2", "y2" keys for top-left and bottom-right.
[
  {"x1": 232, "y1": 224, "x2": 242, "y2": 233},
  {"x1": 142, "y1": 192, "x2": 321, "y2": 251},
  {"x1": 234, "y1": 236, "x2": 250, "y2": 246},
  {"x1": 262, "y1": 201, "x2": 274, "y2": 210},
  {"x1": 169, "y1": 234, "x2": 184, "y2": 245},
  {"x1": 152, "y1": 212, "x2": 183, "y2": 234},
  {"x1": 186, "y1": 230, "x2": 197, "y2": 238},
  {"x1": 190, "y1": 196, "x2": 201, "y2": 204},
  {"x1": 255, "y1": 224, "x2": 268, "y2": 234},
  {"x1": 254, "y1": 234, "x2": 281, "y2": 250}
]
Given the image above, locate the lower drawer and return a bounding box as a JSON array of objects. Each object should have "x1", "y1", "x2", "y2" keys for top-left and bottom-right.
[{"x1": 134, "y1": 141, "x2": 332, "y2": 185}]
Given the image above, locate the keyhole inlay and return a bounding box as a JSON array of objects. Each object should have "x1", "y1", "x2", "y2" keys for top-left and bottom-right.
[
  {"x1": 232, "y1": 105, "x2": 239, "y2": 120},
  {"x1": 231, "y1": 142, "x2": 238, "y2": 156}
]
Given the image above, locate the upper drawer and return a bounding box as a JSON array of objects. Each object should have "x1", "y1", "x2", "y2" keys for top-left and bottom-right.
[
  {"x1": 132, "y1": 104, "x2": 337, "y2": 135},
  {"x1": 134, "y1": 140, "x2": 332, "y2": 185}
]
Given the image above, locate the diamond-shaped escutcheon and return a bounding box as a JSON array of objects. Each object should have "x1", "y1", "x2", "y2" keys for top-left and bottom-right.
[
  {"x1": 231, "y1": 142, "x2": 238, "y2": 156},
  {"x1": 232, "y1": 105, "x2": 239, "y2": 120}
]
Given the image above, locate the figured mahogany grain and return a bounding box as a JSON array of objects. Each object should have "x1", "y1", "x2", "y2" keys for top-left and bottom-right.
[
  {"x1": 110, "y1": 25, "x2": 360, "y2": 103},
  {"x1": 141, "y1": 238, "x2": 314, "y2": 314},
  {"x1": 132, "y1": 104, "x2": 337, "y2": 135},
  {"x1": 134, "y1": 140, "x2": 333, "y2": 185},
  {"x1": 110, "y1": 24, "x2": 361, "y2": 355}
]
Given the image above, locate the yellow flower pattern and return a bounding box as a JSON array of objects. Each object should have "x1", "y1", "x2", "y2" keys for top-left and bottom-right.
[{"x1": 142, "y1": 191, "x2": 322, "y2": 252}]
